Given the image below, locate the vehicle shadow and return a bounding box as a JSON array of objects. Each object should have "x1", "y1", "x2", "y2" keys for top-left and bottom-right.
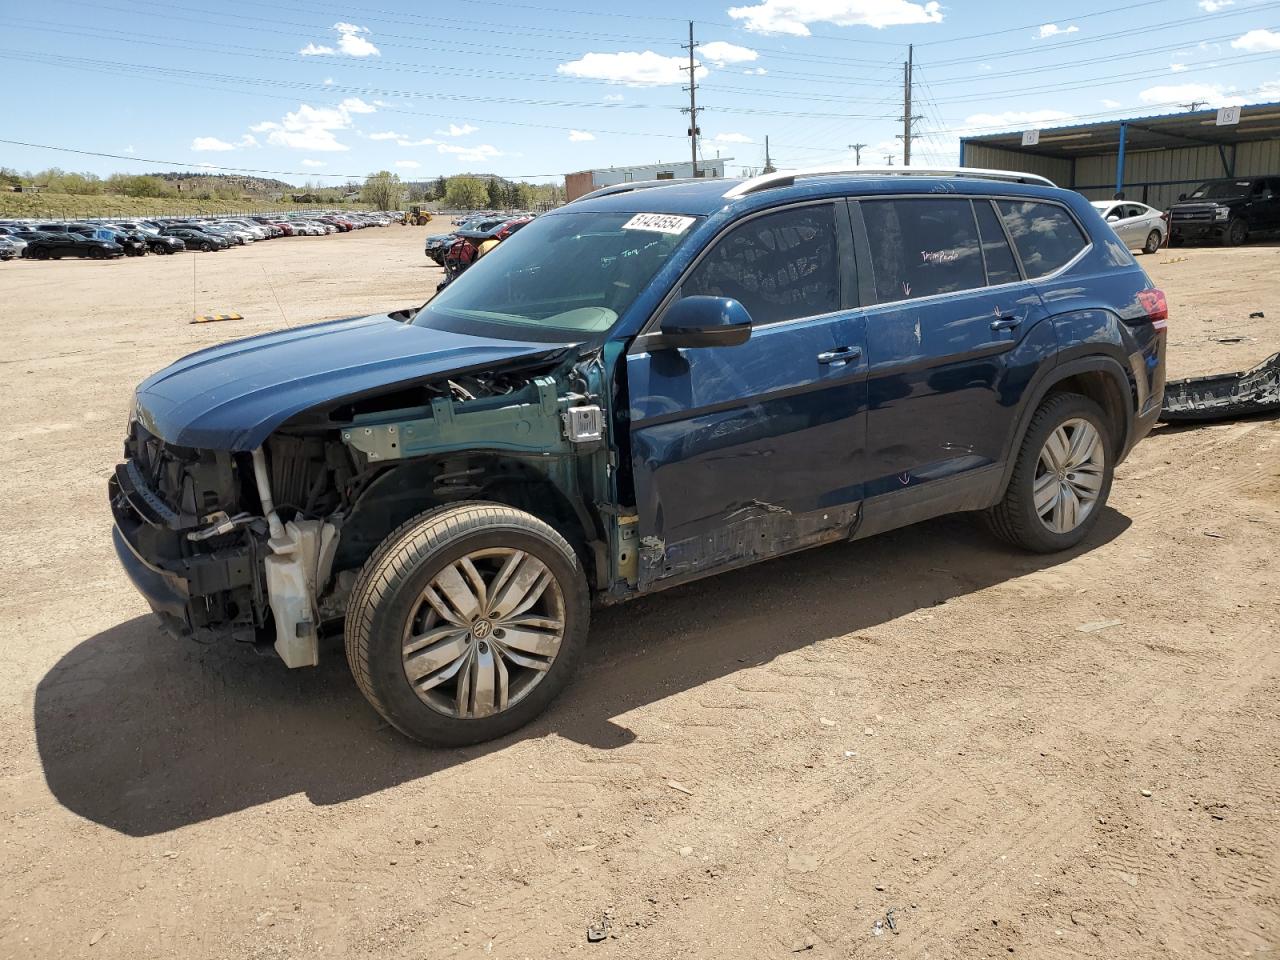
[{"x1": 35, "y1": 510, "x2": 1130, "y2": 836}]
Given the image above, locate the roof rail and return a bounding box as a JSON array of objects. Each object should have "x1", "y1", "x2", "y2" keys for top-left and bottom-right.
[
  {"x1": 568, "y1": 179, "x2": 682, "y2": 205},
  {"x1": 723, "y1": 165, "x2": 1056, "y2": 199}
]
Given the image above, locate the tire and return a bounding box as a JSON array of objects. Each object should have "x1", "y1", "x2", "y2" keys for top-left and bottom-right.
[
  {"x1": 1143, "y1": 230, "x2": 1162, "y2": 255},
  {"x1": 984, "y1": 392, "x2": 1114, "y2": 554},
  {"x1": 89, "y1": 247, "x2": 105, "y2": 260},
  {"x1": 32, "y1": 247, "x2": 49, "y2": 260},
  {"x1": 1224, "y1": 218, "x2": 1248, "y2": 247},
  {"x1": 200, "y1": 242, "x2": 212, "y2": 252},
  {"x1": 344, "y1": 502, "x2": 590, "y2": 746}
]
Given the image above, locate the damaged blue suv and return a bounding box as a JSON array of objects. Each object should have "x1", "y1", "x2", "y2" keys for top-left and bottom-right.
[{"x1": 111, "y1": 167, "x2": 1167, "y2": 744}]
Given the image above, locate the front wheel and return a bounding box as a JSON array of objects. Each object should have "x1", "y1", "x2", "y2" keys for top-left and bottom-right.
[
  {"x1": 345, "y1": 503, "x2": 590, "y2": 746},
  {"x1": 985, "y1": 393, "x2": 1114, "y2": 553},
  {"x1": 1143, "y1": 230, "x2": 1162, "y2": 254},
  {"x1": 200, "y1": 241, "x2": 212, "y2": 252},
  {"x1": 1224, "y1": 218, "x2": 1248, "y2": 246}
]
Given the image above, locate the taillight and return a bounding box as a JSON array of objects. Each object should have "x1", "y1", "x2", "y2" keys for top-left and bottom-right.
[{"x1": 1138, "y1": 288, "x2": 1168, "y2": 331}]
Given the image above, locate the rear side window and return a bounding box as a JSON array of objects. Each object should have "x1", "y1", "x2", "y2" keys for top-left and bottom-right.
[
  {"x1": 861, "y1": 198, "x2": 985, "y2": 303},
  {"x1": 682, "y1": 203, "x2": 840, "y2": 325},
  {"x1": 973, "y1": 201, "x2": 1020, "y2": 285},
  {"x1": 996, "y1": 200, "x2": 1088, "y2": 278}
]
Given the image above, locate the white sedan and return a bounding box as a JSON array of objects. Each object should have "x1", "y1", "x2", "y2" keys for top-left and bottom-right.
[{"x1": 1092, "y1": 200, "x2": 1166, "y2": 255}]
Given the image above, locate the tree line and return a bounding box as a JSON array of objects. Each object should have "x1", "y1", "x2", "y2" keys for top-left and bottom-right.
[{"x1": 365, "y1": 171, "x2": 564, "y2": 211}]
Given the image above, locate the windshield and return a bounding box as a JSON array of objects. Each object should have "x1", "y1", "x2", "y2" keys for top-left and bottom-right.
[
  {"x1": 1188, "y1": 180, "x2": 1251, "y2": 199},
  {"x1": 413, "y1": 210, "x2": 700, "y2": 342}
]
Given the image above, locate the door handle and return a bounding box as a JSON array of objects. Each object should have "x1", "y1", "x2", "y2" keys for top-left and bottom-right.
[
  {"x1": 990, "y1": 315, "x2": 1022, "y2": 332},
  {"x1": 817, "y1": 345, "x2": 862, "y2": 365}
]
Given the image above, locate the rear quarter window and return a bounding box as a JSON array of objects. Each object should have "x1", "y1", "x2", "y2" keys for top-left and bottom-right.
[{"x1": 996, "y1": 200, "x2": 1089, "y2": 279}]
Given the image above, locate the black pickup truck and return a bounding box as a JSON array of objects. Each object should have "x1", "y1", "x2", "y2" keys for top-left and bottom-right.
[{"x1": 1168, "y1": 176, "x2": 1280, "y2": 246}]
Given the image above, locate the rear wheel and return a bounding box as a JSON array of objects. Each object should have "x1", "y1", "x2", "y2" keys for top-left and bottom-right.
[
  {"x1": 89, "y1": 247, "x2": 105, "y2": 260},
  {"x1": 985, "y1": 393, "x2": 1114, "y2": 553},
  {"x1": 1224, "y1": 218, "x2": 1248, "y2": 246},
  {"x1": 200, "y1": 241, "x2": 212, "y2": 252},
  {"x1": 1143, "y1": 230, "x2": 1162, "y2": 254},
  {"x1": 345, "y1": 503, "x2": 590, "y2": 746}
]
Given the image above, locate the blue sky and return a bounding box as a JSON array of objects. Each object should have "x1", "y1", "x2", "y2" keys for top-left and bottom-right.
[{"x1": 4, "y1": 0, "x2": 1280, "y2": 184}]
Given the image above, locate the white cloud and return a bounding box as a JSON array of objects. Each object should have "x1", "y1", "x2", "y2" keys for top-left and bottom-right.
[
  {"x1": 436, "y1": 123, "x2": 478, "y2": 137},
  {"x1": 1036, "y1": 23, "x2": 1079, "y2": 39},
  {"x1": 1231, "y1": 28, "x2": 1280, "y2": 52},
  {"x1": 248, "y1": 97, "x2": 377, "y2": 152},
  {"x1": 1199, "y1": 0, "x2": 1233, "y2": 10},
  {"x1": 238, "y1": 134, "x2": 259, "y2": 147},
  {"x1": 301, "y1": 159, "x2": 326, "y2": 167},
  {"x1": 954, "y1": 109, "x2": 1074, "y2": 138},
  {"x1": 197, "y1": 162, "x2": 218, "y2": 168},
  {"x1": 369, "y1": 130, "x2": 407, "y2": 140},
  {"x1": 437, "y1": 143, "x2": 502, "y2": 163},
  {"x1": 700, "y1": 40, "x2": 759, "y2": 66},
  {"x1": 323, "y1": 76, "x2": 335, "y2": 85},
  {"x1": 1170, "y1": 62, "x2": 1188, "y2": 72},
  {"x1": 603, "y1": 93, "x2": 624, "y2": 102},
  {"x1": 558, "y1": 50, "x2": 706, "y2": 86},
  {"x1": 300, "y1": 22, "x2": 380, "y2": 58},
  {"x1": 1137, "y1": 82, "x2": 1246, "y2": 107},
  {"x1": 333, "y1": 22, "x2": 379, "y2": 57},
  {"x1": 370, "y1": 130, "x2": 438, "y2": 146},
  {"x1": 743, "y1": 66, "x2": 768, "y2": 75},
  {"x1": 727, "y1": 0, "x2": 942, "y2": 36},
  {"x1": 568, "y1": 130, "x2": 596, "y2": 141},
  {"x1": 708, "y1": 131, "x2": 754, "y2": 144},
  {"x1": 1101, "y1": 98, "x2": 1123, "y2": 108},
  {"x1": 191, "y1": 136, "x2": 236, "y2": 151},
  {"x1": 395, "y1": 160, "x2": 421, "y2": 169},
  {"x1": 122, "y1": 145, "x2": 136, "y2": 154}
]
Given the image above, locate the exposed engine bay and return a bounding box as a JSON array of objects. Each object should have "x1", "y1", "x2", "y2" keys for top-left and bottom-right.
[{"x1": 109, "y1": 349, "x2": 614, "y2": 668}]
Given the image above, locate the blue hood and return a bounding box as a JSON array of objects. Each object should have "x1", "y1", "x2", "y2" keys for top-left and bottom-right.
[{"x1": 135, "y1": 313, "x2": 570, "y2": 450}]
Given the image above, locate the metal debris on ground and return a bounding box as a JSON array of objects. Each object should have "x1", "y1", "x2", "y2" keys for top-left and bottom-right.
[
  {"x1": 587, "y1": 919, "x2": 610, "y2": 943},
  {"x1": 1076, "y1": 619, "x2": 1124, "y2": 633},
  {"x1": 1160, "y1": 351, "x2": 1280, "y2": 423},
  {"x1": 1249, "y1": 311, "x2": 1265, "y2": 318},
  {"x1": 1211, "y1": 335, "x2": 1254, "y2": 344},
  {"x1": 886, "y1": 908, "x2": 898, "y2": 932}
]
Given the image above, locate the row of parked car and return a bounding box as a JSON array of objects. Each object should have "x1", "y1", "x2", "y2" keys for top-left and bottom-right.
[
  {"x1": 424, "y1": 212, "x2": 536, "y2": 268},
  {"x1": 0, "y1": 211, "x2": 400, "y2": 261}
]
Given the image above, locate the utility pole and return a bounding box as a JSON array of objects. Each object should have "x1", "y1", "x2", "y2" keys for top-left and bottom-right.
[
  {"x1": 901, "y1": 43, "x2": 914, "y2": 167},
  {"x1": 848, "y1": 143, "x2": 866, "y2": 166},
  {"x1": 680, "y1": 21, "x2": 701, "y2": 178},
  {"x1": 762, "y1": 135, "x2": 777, "y2": 174},
  {"x1": 1179, "y1": 100, "x2": 1209, "y2": 112},
  {"x1": 885, "y1": 154, "x2": 894, "y2": 166}
]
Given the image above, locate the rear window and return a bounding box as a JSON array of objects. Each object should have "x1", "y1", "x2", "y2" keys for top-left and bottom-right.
[
  {"x1": 861, "y1": 198, "x2": 985, "y2": 303},
  {"x1": 995, "y1": 201, "x2": 1088, "y2": 279},
  {"x1": 973, "y1": 200, "x2": 1020, "y2": 285}
]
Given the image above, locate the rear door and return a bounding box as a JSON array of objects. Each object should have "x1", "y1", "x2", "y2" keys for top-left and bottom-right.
[
  {"x1": 855, "y1": 196, "x2": 1050, "y2": 506},
  {"x1": 626, "y1": 200, "x2": 870, "y2": 588}
]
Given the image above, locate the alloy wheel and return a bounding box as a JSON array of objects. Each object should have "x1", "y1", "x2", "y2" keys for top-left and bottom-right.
[
  {"x1": 401, "y1": 547, "x2": 566, "y2": 719},
  {"x1": 1033, "y1": 417, "x2": 1106, "y2": 534}
]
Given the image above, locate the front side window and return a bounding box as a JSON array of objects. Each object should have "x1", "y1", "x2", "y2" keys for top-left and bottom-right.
[
  {"x1": 681, "y1": 204, "x2": 840, "y2": 326},
  {"x1": 415, "y1": 210, "x2": 699, "y2": 341},
  {"x1": 861, "y1": 198, "x2": 985, "y2": 304},
  {"x1": 996, "y1": 200, "x2": 1088, "y2": 279}
]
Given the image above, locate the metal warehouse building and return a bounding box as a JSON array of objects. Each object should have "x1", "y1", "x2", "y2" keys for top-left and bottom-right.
[
  {"x1": 959, "y1": 102, "x2": 1280, "y2": 211},
  {"x1": 564, "y1": 158, "x2": 731, "y2": 202}
]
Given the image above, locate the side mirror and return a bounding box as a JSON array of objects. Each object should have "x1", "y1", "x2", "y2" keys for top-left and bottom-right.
[
  {"x1": 657, "y1": 296, "x2": 752, "y2": 349},
  {"x1": 1178, "y1": 193, "x2": 1187, "y2": 201},
  {"x1": 1106, "y1": 213, "x2": 1121, "y2": 221}
]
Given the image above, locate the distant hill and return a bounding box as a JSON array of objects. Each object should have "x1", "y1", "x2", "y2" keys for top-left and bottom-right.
[{"x1": 156, "y1": 172, "x2": 297, "y2": 197}]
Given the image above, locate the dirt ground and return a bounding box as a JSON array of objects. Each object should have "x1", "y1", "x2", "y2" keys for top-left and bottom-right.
[{"x1": 0, "y1": 227, "x2": 1276, "y2": 960}]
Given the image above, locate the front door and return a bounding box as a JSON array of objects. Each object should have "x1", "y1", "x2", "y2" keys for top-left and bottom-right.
[
  {"x1": 626, "y1": 201, "x2": 870, "y2": 589},
  {"x1": 854, "y1": 195, "x2": 1051, "y2": 505}
]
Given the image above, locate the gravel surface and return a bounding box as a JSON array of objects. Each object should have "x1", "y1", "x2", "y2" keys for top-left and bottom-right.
[{"x1": 0, "y1": 227, "x2": 1276, "y2": 959}]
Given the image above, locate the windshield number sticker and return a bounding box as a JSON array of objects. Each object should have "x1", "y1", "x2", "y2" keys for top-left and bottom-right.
[{"x1": 622, "y1": 213, "x2": 696, "y2": 235}]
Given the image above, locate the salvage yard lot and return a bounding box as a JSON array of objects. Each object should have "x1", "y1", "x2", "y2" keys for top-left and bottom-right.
[{"x1": 1, "y1": 227, "x2": 1277, "y2": 958}]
